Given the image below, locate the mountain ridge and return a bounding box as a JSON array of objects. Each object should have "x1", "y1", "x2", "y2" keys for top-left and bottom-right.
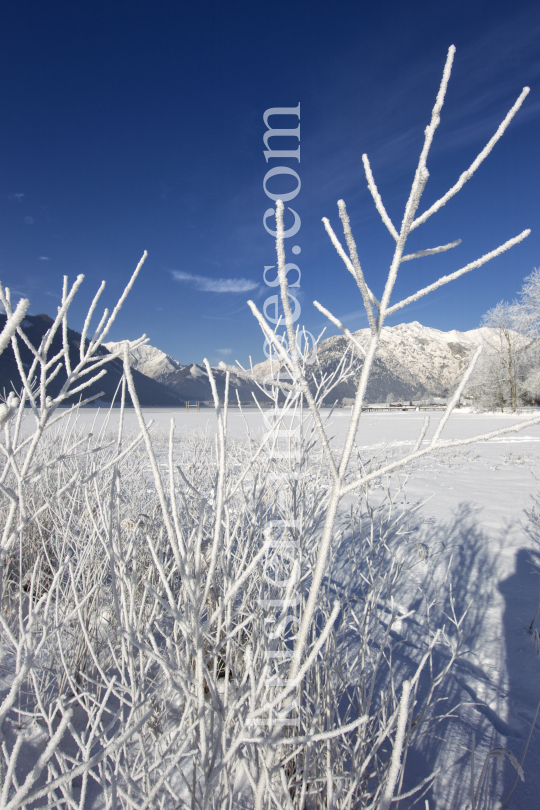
[
  {"x1": 0, "y1": 314, "x2": 185, "y2": 407},
  {"x1": 250, "y1": 321, "x2": 503, "y2": 402},
  {"x1": 108, "y1": 321, "x2": 517, "y2": 404},
  {"x1": 6, "y1": 319, "x2": 529, "y2": 407}
]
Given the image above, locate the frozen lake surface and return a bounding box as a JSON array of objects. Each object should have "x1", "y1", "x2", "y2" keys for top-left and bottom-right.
[{"x1": 43, "y1": 403, "x2": 540, "y2": 443}]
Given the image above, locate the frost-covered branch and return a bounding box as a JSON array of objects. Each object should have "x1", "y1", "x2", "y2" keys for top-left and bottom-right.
[
  {"x1": 312, "y1": 301, "x2": 366, "y2": 356},
  {"x1": 400, "y1": 238, "x2": 461, "y2": 263},
  {"x1": 411, "y1": 86, "x2": 530, "y2": 231},
  {"x1": 322, "y1": 215, "x2": 381, "y2": 311},
  {"x1": 362, "y1": 153, "x2": 399, "y2": 241},
  {"x1": 386, "y1": 230, "x2": 530, "y2": 316},
  {"x1": 0, "y1": 297, "x2": 30, "y2": 358}
]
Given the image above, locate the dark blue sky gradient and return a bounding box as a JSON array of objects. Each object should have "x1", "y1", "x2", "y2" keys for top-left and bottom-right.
[{"x1": 1, "y1": 0, "x2": 539, "y2": 365}]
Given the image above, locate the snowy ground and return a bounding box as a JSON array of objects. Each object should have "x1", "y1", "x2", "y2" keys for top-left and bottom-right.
[{"x1": 37, "y1": 409, "x2": 540, "y2": 807}]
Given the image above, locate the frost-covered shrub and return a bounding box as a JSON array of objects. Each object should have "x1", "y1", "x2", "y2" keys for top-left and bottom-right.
[{"x1": 0, "y1": 46, "x2": 538, "y2": 810}]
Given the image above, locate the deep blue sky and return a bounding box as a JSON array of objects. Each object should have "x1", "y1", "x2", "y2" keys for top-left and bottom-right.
[{"x1": 1, "y1": 0, "x2": 539, "y2": 366}]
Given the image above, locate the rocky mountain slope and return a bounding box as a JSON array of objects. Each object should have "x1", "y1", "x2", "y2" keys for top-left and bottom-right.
[
  {"x1": 107, "y1": 322, "x2": 520, "y2": 405},
  {"x1": 250, "y1": 321, "x2": 497, "y2": 402},
  {"x1": 104, "y1": 342, "x2": 257, "y2": 403},
  {"x1": 0, "y1": 314, "x2": 184, "y2": 407},
  {"x1": 105, "y1": 342, "x2": 185, "y2": 383}
]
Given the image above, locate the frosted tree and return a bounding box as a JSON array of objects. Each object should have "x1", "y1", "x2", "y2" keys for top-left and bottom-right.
[
  {"x1": 514, "y1": 266, "x2": 540, "y2": 338},
  {"x1": 511, "y1": 267, "x2": 540, "y2": 403},
  {"x1": 522, "y1": 366, "x2": 540, "y2": 403},
  {"x1": 468, "y1": 301, "x2": 527, "y2": 411},
  {"x1": 468, "y1": 268, "x2": 540, "y2": 410}
]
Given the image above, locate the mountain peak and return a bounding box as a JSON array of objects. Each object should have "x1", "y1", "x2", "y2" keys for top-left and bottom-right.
[{"x1": 104, "y1": 341, "x2": 185, "y2": 384}]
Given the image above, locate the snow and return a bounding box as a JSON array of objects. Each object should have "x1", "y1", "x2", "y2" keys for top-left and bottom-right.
[
  {"x1": 189, "y1": 363, "x2": 207, "y2": 378},
  {"x1": 104, "y1": 340, "x2": 184, "y2": 382},
  {"x1": 29, "y1": 408, "x2": 540, "y2": 806},
  {"x1": 339, "y1": 411, "x2": 540, "y2": 808}
]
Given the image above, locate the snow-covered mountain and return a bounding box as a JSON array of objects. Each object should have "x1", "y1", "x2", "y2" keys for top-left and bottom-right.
[
  {"x1": 251, "y1": 321, "x2": 509, "y2": 403},
  {"x1": 0, "y1": 316, "x2": 184, "y2": 408},
  {"x1": 104, "y1": 342, "x2": 185, "y2": 385},
  {"x1": 105, "y1": 342, "x2": 256, "y2": 402},
  {"x1": 108, "y1": 322, "x2": 529, "y2": 404}
]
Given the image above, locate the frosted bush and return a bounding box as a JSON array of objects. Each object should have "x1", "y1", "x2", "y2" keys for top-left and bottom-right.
[{"x1": 0, "y1": 45, "x2": 538, "y2": 809}]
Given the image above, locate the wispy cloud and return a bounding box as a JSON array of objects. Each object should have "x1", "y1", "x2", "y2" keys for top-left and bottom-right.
[
  {"x1": 39, "y1": 256, "x2": 50, "y2": 261},
  {"x1": 171, "y1": 270, "x2": 258, "y2": 293},
  {"x1": 311, "y1": 8, "x2": 540, "y2": 203},
  {"x1": 9, "y1": 193, "x2": 25, "y2": 202},
  {"x1": 24, "y1": 216, "x2": 34, "y2": 225},
  {"x1": 216, "y1": 348, "x2": 232, "y2": 357},
  {"x1": 339, "y1": 309, "x2": 365, "y2": 322}
]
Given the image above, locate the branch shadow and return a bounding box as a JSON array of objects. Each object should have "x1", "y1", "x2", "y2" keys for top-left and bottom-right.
[
  {"x1": 496, "y1": 546, "x2": 540, "y2": 810},
  {"x1": 330, "y1": 498, "x2": 540, "y2": 809}
]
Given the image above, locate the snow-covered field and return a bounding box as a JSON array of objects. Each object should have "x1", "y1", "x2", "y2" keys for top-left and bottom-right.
[
  {"x1": 63, "y1": 407, "x2": 540, "y2": 808},
  {"x1": 9, "y1": 406, "x2": 540, "y2": 807}
]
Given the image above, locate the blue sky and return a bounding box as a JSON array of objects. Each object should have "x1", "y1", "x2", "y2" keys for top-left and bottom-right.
[{"x1": 1, "y1": 0, "x2": 539, "y2": 366}]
